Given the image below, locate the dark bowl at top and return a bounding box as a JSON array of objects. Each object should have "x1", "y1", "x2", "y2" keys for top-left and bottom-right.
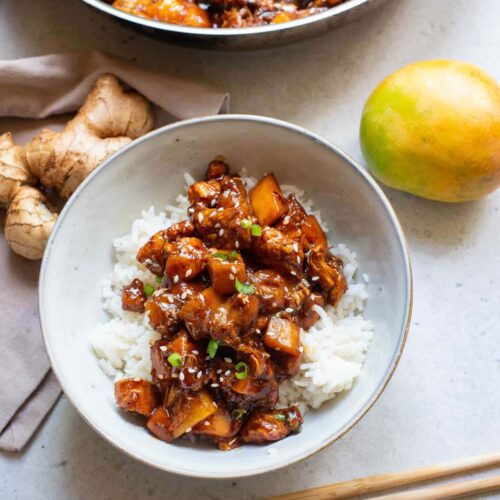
[{"x1": 81, "y1": 0, "x2": 387, "y2": 50}]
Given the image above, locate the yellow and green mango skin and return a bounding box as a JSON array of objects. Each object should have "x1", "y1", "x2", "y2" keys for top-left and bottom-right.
[{"x1": 360, "y1": 60, "x2": 500, "y2": 202}]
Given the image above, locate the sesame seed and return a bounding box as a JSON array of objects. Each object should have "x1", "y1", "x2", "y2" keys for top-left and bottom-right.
[
  {"x1": 158, "y1": 374, "x2": 164, "y2": 380},
  {"x1": 299, "y1": 346, "x2": 304, "y2": 352},
  {"x1": 219, "y1": 229, "x2": 224, "y2": 236},
  {"x1": 284, "y1": 286, "x2": 289, "y2": 293},
  {"x1": 211, "y1": 383, "x2": 219, "y2": 388},
  {"x1": 312, "y1": 276, "x2": 319, "y2": 281},
  {"x1": 235, "y1": 241, "x2": 240, "y2": 248},
  {"x1": 185, "y1": 269, "x2": 192, "y2": 278},
  {"x1": 224, "y1": 370, "x2": 231, "y2": 376},
  {"x1": 179, "y1": 372, "x2": 185, "y2": 381},
  {"x1": 229, "y1": 273, "x2": 235, "y2": 280},
  {"x1": 185, "y1": 427, "x2": 192, "y2": 433},
  {"x1": 216, "y1": 369, "x2": 222, "y2": 374},
  {"x1": 199, "y1": 294, "x2": 205, "y2": 303},
  {"x1": 160, "y1": 346, "x2": 167, "y2": 352},
  {"x1": 231, "y1": 265, "x2": 237, "y2": 274},
  {"x1": 192, "y1": 350, "x2": 199, "y2": 355},
  {"x1": 167, "y1": 295, "x2": 174, "y2": 304},
  {"x1": 256, "y1": 329, "x2": 261, "y2": 334},
  {"x1": 172, "y1": 373, "x2": 178, "y2": 378},
  {"x1": 181, "y1": 292, "x2": 187, "y2": 300},
  {"x1": 283, "y1": 216, "x2": 290, "y2": 225},
  {"x1": 296, "y1": 256, "x2": 301, "y2": 264},
  {"x1": 197, "y1": 371, "x2": 202, "y2": 379},
  {"x1": 215, "y1": 222, "x2": 221, "y2": 228},
  {"x1": 210, "y1": 198, "x2": 216, "y2": 207},
  {"x1": 197, "y1": 212, "x2": 204, "y2": 224},
  {"x1": 188, "y1": 367, "x2": 196, "y2": 373},
  {"x1": 290, "y1": 271, "x2": 297, "y2": 276},
  {"x1": 285, "y1": 308, "x2": 294, "y2": 313},
  {"x1": 204, "y1": 421, "x2": 210, "y2": 426},
  {"x1": 173, "y1": 275, "x2": 179, "y2": 284},
  {"x1": 293, "y1": 242, "x2": 299, "y2": 252},
  {"x1": 224, "y1": 357, "x2": 233, "y2": 363},
  {"x1": 133, "y1": 377, "x2": 141, "y2": 382},
  {"x1": 210, "y1": 211, "x2": 216, "y2": 218}
]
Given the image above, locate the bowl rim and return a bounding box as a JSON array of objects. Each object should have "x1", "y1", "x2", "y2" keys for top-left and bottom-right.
[
  {"x1": 39, "y1": 114, "x2": 412, "y2": 478},
  {"x1": 81, "y1": 0, "x2": 374, "y2": 37}
]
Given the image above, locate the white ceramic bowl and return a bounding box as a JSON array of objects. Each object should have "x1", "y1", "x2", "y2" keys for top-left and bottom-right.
[{"x1": 40, "y1": 115, "x2": 411, "y2": 478}]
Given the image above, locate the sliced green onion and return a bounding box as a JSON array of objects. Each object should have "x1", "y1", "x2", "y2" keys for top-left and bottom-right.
[
  {"x1": 143, "y1": 284, "x2": 155, "y2": 297},
  {"x1": 232, "y1": 408, "x2": 246, "y2": 420},
  {"x1": 235, "y1": 362, "x2": 249, "y2": 380},
  {"x1": 207, "y1": 339, "x2": 219, "y2": 359},
  {"x1": 274, "y1": 413, "x2": 287, "y2": 422},
  {"x1": 167, "y1": 352, "x2": 182, "y2": 367},
  {"x1": 235, "y1": 279, "x2": 255, "y2": 295},
  {"x1": 212, "y1": 251, "x2": 228, "y2": 261},
  {"x1": 228, "y1": 251, "x2": 240, "y2": 262},
  {"x1": 250, "y1": 224, "x2": 262, "y2": 237},
  {"x1": 155, "y1": 276, "x2": 163, "y2": 284},
  {"x1": 240, "y1": 219, "x2": 252, "y2": 229}
]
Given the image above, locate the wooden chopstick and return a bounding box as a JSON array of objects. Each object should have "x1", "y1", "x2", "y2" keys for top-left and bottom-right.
[
  {"x1": 268, "y1": 452, "x2": 500, "y2": 500},
  {"x1": 372, "y1": 474, "x2": 500, "y2": 499}
]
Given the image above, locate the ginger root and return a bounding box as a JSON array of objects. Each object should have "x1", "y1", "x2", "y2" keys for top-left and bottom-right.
[
  {"x1": 0, "y1": 74, "x2": 153, "y2": 259},
  {"x1": 0, "y1": 133, "x2": 34, "y2": 206}
]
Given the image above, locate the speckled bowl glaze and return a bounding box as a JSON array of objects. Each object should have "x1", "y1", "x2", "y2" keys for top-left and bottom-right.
[{"x1": 40, "y1": 115, "x2": 412, "y2": 478}]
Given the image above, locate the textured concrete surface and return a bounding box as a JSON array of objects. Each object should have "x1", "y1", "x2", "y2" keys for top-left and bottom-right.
[{"x1": 1, "y1": 0, "x2": 499, "y2": 498}]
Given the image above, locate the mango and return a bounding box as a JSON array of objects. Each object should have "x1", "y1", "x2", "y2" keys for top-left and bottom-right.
[{"x1": 360, "y1": 60, "x2": 500, "y2": 202}]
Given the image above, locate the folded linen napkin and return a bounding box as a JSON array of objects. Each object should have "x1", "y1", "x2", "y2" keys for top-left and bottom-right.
[{"x1": 0, "y1": 50, "x2": 228, "y2": 452}]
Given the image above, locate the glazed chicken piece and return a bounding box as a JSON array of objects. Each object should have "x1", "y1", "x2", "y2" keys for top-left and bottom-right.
[
  {"x1": 165, "y1": 219, "x2": 195, "y2": 241},
  {"x1": 240, "y1": 406, "x2": 303, "y2": 444},
  {"x1": 307, "y1": 248, "x2": 347, "y2": 306},
  {"x1": 114, "y1": 378, "x2": 159, "y2": 417},
  {"x1": 275, "y1": 194, "x2": 306, "y2": 241},
  {"x1": 283, "y1": 278, "x2": 311, "y2": 312},
  {"x1": 145, "y1": 289, "x2": 184, "y2": 336},
  {"x1": 146, "y1": 406, "x2": 174, "y2": 443},
  {"x1": 165, "y1": 237, "x2": 208, "y2": 282},
  {"x1": 169, "y1": 279, "x2": 207, "y2": 302},
  {"x1": 189, "y1": 174, "x2": 254, "y2": 250},
  {"x1": 207, "y1": 249, "x2": 246, "y2": 295},
  {"x1": 179, "y1": 287, "x2": 259, "y2": 346},
  {"x1": 218, "y1": 361, "x2": 279, "y2": 411},
  {"x1": 178, "y1": 287, "x2": 225, "y2": 341},
  {"x1": 136, "y1": 229, "x2": 169, "y2": 275},
  {"x1": 206, "y1": 159, "x2": 229, "y2": 180},
  {"x1": 249, "y1": 269, "x2": 287, "y2": 314},
  {"x1": 188, "y1": 179, "x2": 221, "y2": 208},
  {"x1": 253, "y1": 226, "x2": 304, "y2": 277},
  {"x1": 121, "y1": 278, "x2": 147, "y2": 313},
  {"x1": 298, "y1": 291, "x2": 325, "y2": 330},
  {"x1": 151, "y1": 330, "x2": 205, "y2": 391}
]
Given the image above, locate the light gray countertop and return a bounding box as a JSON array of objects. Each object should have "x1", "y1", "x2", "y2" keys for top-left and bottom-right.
[{"x1": 1, "y1": 0, "x2": 499, "y2": 498}]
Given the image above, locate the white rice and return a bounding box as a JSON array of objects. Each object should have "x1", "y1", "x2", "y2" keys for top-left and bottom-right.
[{"x1": 90, "y1": 174, "x2": 374, "y2": 413}]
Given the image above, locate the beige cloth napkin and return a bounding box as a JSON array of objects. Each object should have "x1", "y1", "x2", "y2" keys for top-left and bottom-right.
[{"x1": 0, "y1": 50, "x2": 228, "y2": 452}]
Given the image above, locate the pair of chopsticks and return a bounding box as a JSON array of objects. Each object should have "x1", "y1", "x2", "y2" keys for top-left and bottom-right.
[{"x1": 269, "y1": 452, "x2": 500, "y2": 499}]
